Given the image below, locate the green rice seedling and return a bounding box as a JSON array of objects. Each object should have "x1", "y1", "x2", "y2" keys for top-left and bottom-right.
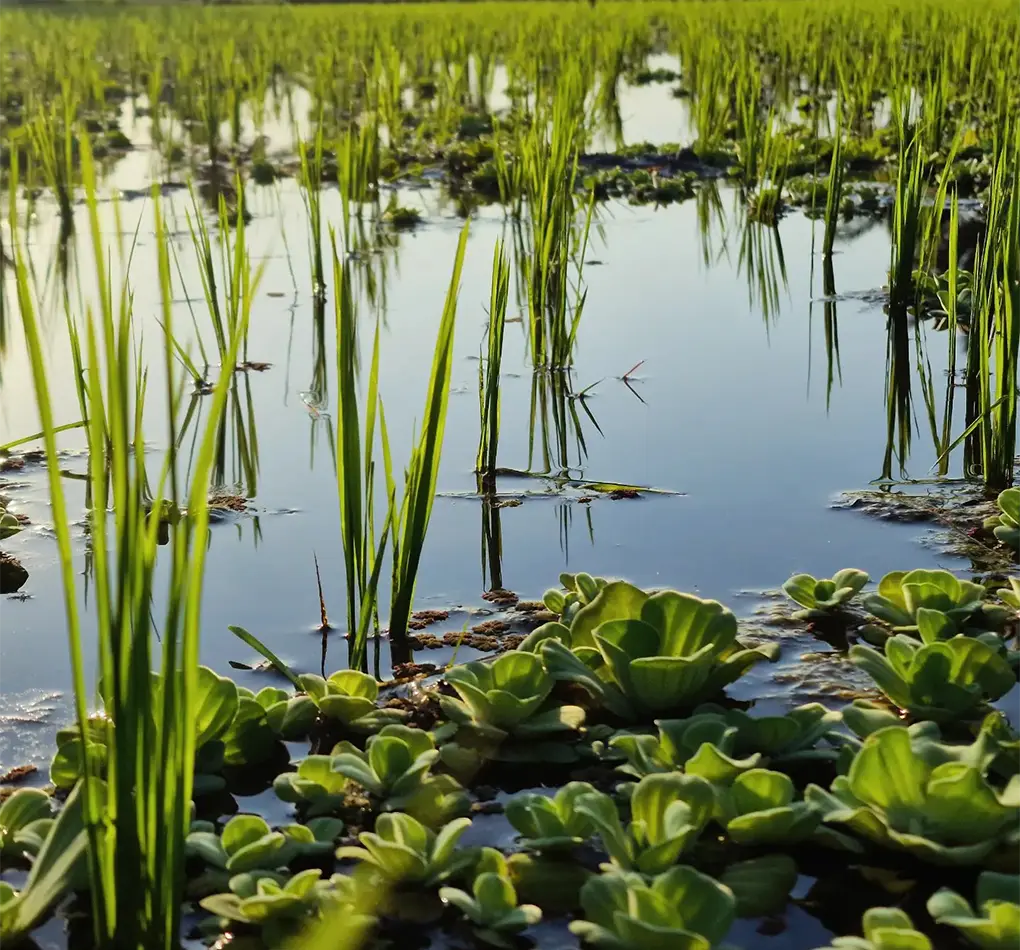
[
  {"x1": 961, "y1": 123, "x2": 1019, "y2": 489},
  {"x1": 515, "y1": 85, "x2": 595, "y2": 370},
  {"x1": 331, "y1": 236, "x2": 393, "y2": 674},
  {"x1": 888, "y1": 127, "x2": 928, "y2": 317},
  {"x1": 337, "y1": 117, "x2": 380, "y2": 253},
  {"x1": 387, "y1": 223, "x2": 469, "y2": 665},
  {"x1": 11, "y1": 136, "x2": 250, "y2": 950},
  {"x1": 476, "y1": 240, "x2": 511, "y2": 492},
  {"x1": 26, "y1": 95, "x2": 76, "y2": 233},
  {"x1": 171, "y1": 182, "x2": 261, "y2": 386},
  {"x1": 298, "y1": 124, "x2": 327, "y2": 297},
  {"x1": 822, "y1": 119, "x2": 846, "y2": 258}
]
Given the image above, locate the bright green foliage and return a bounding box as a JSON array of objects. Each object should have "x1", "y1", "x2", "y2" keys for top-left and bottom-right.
[
  {"x1": 806, "y1": 725, "x2": 1020, "y2": 865},
  {"x1": 251, "y1": 687, "x2": 318, "y2": 741},
  {"x1": 200, "y1": 868, "x2": 365, "y2": 945},
  {"x1": 997, "y1": 578, "x2": 1020, "y2": 611},
  {"x1": 991, "y1": 489, "x2": 1019, "y2": 550},
  {"x1": 49, "y1": 717, "x2": 112, "y2": 790},
  {"x1": 504, "y1": 782, "x2": 601, "y2": 851},
  {"x1": 782, "y1": 568, "x2": 869, "y2": 616},
  {"x1": 439, "y1": 849, "x2": 541, "y2": 947},
  {"x1": 336, "y1": 813, "x2": 475, "y2": 886},
  {"x1": 50, "y1": 667, "x2": 283, "y2": 790},
  {"x1": 0, "y1": 789, "x2": 53, "y2": 861},
  {"x1": 0, "y1": 503, "x2": 22, "y2": 540},
  {"x1": 570, "y1": 865, "x2": 736, "y2": 949},
  {"x1": 440, "y1": 651, "x2": 586, "y2": 752},
  {"x1": 714, "y1": 769, "x2": 821, "y2": 845},
  {"x1": 606, "y1": 704, "x2": 846, "y2": 780},
  {"x1": 186, "y1": 814, "x2": 344, "y2": 873},
  {"x1": 703, "y1": 702, "x2": 846, "y2": 763},
  {"x1": 541, "y1": 572, "x2": 610, "y2": 625},
  {"x1": 273, "y1": 756, "x2": 350, "y2": 818},
  {"x1": 861, "y1": 569, "x2": 1011, "y2": 639},
  {"x1": 299, "y1": 670, "x2": 406, "y2": 732},
  {"x1": 0, "y1": 781, "x2": 94, "y2": 945},
  {"x1": 330, "y1": 725, "x2": 469, "y2": 827},
  {"x1": 849, "y1": 634, "x2": 1015, "y2": 721},
  {"x1": 538, "y1": 583, "x2": 778, "y2": 719},
  {"x1": 815, "y1": 907, "x2": 931, "y2": 949},
  {"x1": 575, "y1": 773, "x2": 713, "y2": 875},
  {"x1": 927, "y1": 872, "x2": 1020, "y2": 950},
  {"x1": 606, "y1": 716, "x2": 761, "y2": 783}
]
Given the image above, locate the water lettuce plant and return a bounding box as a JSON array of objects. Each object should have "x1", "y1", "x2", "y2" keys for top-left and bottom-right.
[
  {"x1": 273, "y1": 756, "x2": 350, "y2": 818},
  {"x1": 541, "y1": 572, "x2": 610, "y2": 624},
  {"x1": 0, "y1": 781, "x2": 94, "y2": 944},
  {"x1": 782, "y1": 568, "x2": 869, "y2": 617},
  {"x1": 848, "y1": 633, "x2": 1015, "y2": 721},
  {"x1": 806, "y1": 725, "x2": 1020, "y2": 864},
  {"x1": 575, "y1": 772, "x2": 713, "y2": 874},
  {"x1": 816, "y1": 907, "x2": 932, "y2": 950},
  {"x1": 861, "y1": 569, "x2": 1011, "y2": 639},
  {"x1": 714, "y1": 768, "x2": 821, "y2": 845},
  {"x1": 0, "y1": 503, "x2": 22, "y2": 540},
  {"x1": 249, "y1": 686, "x2": 318, "y2": 741},
  {"x1": 186, "y1": 814, "x2": 345, "y2": 874},
  {"x1": 0, "y1": 789, "x2": 53, "y2": 861},
  {"x1": 331, "y1": 725, "x2": 470, "y2": 826},
  {"x1": 605, "y1": 716, "x2": 762, "y2": 783},
  {"x1": 504, "y1": 782, "x2": 601, "y2": 851},
  {"x1": 701, "y1": 702, "x2": 846, "y2": 763},
  {"x1": 926, "y1": 872, "x2": 1019, "y2": 950},
  {"x1": 988, "y1": 488, "x2": 1020, "y2": 550},
  {"x1": 439, "y1": 651, "x2": 586, "y2": 761},
  {"x1": 299, "y1": 670, "x2": 406, "y2": 732},
  {"x1": 604, "y1": 703, "x2": 845, "y2": 782},
  {"x1": 200, "y1": 868, "x2": 364, "y2": 945},
  {"x1": 439, "y1": 848, "x2": 541, "y2": 947},
  {"x1": 570, "y1": 865, "x2": 736, "y2": 950},
  {"x1": 336, "y1": 813, "x2": 475, "y2": 886},
  {"x1": 537, "y1": 583, "x2": 778, "y2": 719}
]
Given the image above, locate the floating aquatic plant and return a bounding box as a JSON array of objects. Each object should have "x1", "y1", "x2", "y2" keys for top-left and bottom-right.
[{"x1": 536, "y1": 582, "x2": 778, "y2": 720}]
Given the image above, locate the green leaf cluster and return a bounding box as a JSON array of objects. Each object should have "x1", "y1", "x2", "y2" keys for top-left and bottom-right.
[
  {"x1": 0, "y1": 790, "x2": 53, "y2": 861},
  {"x1": 806, "y1": 725, "x2": 1019, "y2": 864},
  {"x1": 336, "y1": 813, "x2": 475, "y2": 886},
  {"x1": 927, "y1": 872, "x2": 1019, "y2": 950},
  {"x1": 782, "y1": 568, "x2": 869, "y2": 616},
  {"x1": 570, "y1": 865, "x2": 736, "y2": 950},
  {"x1": 300, "y1": 670, "x2": 407, "y2": 732},
  {"x1": 439, "y1": 849, "x2": 541, "y2": 948},
  {"x1": 504, "y1": 782, "x2": 601, "y2": 851},
  {"x1": 849, "y1": 631, "x2": 1015, "y2": 721},
  {"x1": 816, "y1": 907, "x2": 933, "y2": 950},
  {"x1": 534, "y1": 582, "x2": 778, "y2": 719},
  {"x1": 861, "y1": 569, "x2": 1011, "y2": 642},
  {"x1": 331, "y1": 724, "x2": 469, "y2": 827}
]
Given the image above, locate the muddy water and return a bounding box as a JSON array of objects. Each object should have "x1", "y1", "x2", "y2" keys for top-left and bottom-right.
[{"x1": 0, "y1": 82, "x2": 978, "y2": 777}]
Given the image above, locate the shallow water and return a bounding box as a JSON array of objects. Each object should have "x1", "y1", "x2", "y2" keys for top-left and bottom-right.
[
  {"x1": 0, "y1": 175, "x2": 975, "y2": 762},
  {"x1": 0, "y1": 59, "x2": 1010, "y2": 950}
]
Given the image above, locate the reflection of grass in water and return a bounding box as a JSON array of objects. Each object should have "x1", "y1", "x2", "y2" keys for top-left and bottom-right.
[
  {"x1": 737, "y1": 217, "x2": 788, "y2": 326},
  {"x1": 527, "y1": 367, "x2": 601, "y2": 478}
]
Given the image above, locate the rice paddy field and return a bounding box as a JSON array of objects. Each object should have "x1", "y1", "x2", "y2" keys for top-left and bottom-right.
[{"x1": 0, "y1": 1, "x2": 1018, "y2": 948}]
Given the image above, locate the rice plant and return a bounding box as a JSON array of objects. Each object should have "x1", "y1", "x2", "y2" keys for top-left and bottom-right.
[
  {"x1": 10, "y1": 137, "x2": 250, "y2": 950},
  {"x1": 475, "y1": 240, "x2": 511, "y2": 493},
  {"x1": 332, "y1": 236, "x2": 393, "y2": 673},
  {"x1": 387, "y1": 223, "x2": 469, "y2": 665}
]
